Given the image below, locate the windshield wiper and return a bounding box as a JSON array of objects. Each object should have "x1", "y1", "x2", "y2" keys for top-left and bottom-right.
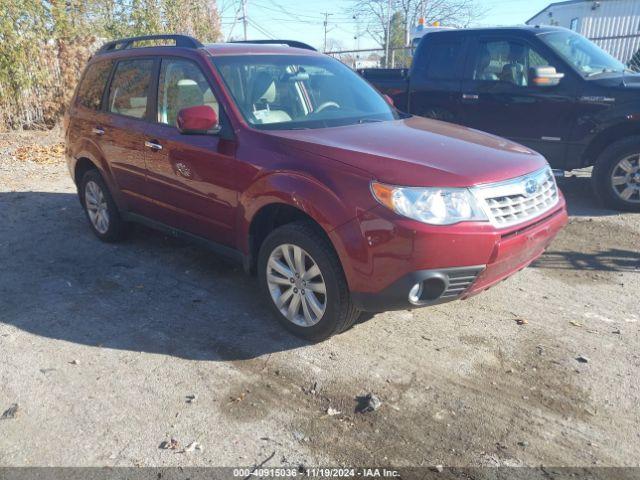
[{"x1": 586, "y1": 68, "x2": 620, "y2": 78}]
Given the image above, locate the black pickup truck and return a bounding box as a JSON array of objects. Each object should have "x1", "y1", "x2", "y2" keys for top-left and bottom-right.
[{"x1": 360, "y1": 26, "x2": 640, "y2": 211}]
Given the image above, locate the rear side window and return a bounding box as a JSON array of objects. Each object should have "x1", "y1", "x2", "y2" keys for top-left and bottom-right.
[
  {"x1": 107, "y1": 59, "x2": 155, "y2": 119},
  {"x1": 421, "y1": 41, "x2": 464, "y2": 80},
  {"x1": 76, "y1": 61, "x2": 113, "y2": 110}
]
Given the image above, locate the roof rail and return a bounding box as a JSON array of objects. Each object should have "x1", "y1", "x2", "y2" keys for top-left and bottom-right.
[
  {"x1": 230, "y1": 39, "x2": 317, "y2": 51},
  {"x1": 97, "y1": 34, "x2": 204, "y2": 54}
]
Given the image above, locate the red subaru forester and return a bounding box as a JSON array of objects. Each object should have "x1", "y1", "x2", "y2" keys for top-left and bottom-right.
[{"x1": 65, "y1": 35, "x2": 568, "y2": 341}]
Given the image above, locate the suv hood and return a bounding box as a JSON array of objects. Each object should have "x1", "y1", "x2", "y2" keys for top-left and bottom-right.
[{"x1": 264, "y1": 116, "x2": 548, "y2": 187}]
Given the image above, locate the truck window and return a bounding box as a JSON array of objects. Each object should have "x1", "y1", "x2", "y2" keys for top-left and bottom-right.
[
  {"x1": 76, "y1": 60, "x2": 113, "y2": 110},
  {"x1": 472, "y1": 40, "x2": 553, "y2": 87},
  {"x1": 419, "y1": 41, "x2": 463, "y2": 80}
]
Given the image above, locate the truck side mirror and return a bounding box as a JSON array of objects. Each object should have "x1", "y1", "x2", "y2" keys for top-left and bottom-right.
[{"x1": 530, "y1": 66, "x2": 565, "y2": 87}]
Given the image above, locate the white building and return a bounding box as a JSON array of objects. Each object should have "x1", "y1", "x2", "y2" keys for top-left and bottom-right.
[{"x1": 526, "y1": 0, "x2": 640, "y2": 63}]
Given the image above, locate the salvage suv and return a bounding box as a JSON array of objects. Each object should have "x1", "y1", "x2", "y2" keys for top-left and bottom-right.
[{"x1": 65, "y1": 34, "x2": 568, "y2": 341}]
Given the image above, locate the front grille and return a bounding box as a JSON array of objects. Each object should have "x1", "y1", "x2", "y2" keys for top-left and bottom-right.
[
  {"x1": 473, "y1": 167, "x2": 559, "y2": 228},
  {"x1": 441, "y1": 266, "x2": 485, "y2": 299}
]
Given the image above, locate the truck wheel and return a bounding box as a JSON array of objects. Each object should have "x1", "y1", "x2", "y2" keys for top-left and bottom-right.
[
  {"x1": 80, "y1": 169, "x2": 129, "y2": 242},
  {"x1": 258, "y1": 222, "x2": 360, "y2": 341},
  {"x1": 592, "y1": 137, "x2": 640, "y2": 211}
]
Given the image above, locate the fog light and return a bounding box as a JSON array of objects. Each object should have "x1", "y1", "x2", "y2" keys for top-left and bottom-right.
[{"x1": 408, "y1": 282, "x2": 423, "y2": 304}]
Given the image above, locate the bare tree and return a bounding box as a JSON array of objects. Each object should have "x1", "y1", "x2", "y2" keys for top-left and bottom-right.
[{"x1": 349, "y1": 0, "x2": 484, "y2": 50}]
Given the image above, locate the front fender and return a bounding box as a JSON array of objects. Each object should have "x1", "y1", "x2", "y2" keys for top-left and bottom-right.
[
  {"x1": 579, "y1": 99, "x2": 640, "y2": 165},
  {"x1": 237, "y1": 169, "x2": 372, "y2": 251}
]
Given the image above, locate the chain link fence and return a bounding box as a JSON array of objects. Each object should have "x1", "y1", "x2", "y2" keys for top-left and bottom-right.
[{"x1": 326, "y1": 47, "x2": 413, "y2": 70}]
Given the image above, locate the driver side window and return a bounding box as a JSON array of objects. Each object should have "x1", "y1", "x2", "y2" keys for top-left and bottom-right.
[
  {"x1": 157, "y1": 58, "x2": 219, "y2": 127},
  {"x1": 473, "y1": 40, "x2": 553, "y2": 87}
]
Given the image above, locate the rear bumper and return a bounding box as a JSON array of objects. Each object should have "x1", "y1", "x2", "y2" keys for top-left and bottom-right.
[{"x1": 331, "y1": 196, "x2": 568, "y2": 312}]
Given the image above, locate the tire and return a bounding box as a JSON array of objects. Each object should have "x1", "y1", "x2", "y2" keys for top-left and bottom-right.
[
  {"x1": 592, "y1": 136, "x2": 640, "y2": 211},
  {"x1": 258, "y1": 222, "x2": 360, "y2": 341},
  {"x1": 79, "y1": 169, "x2": 129, "y2": 242}
]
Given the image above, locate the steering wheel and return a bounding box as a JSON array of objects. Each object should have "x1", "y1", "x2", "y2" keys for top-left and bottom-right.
[{"x1": 315, "y1": 101, "x2": 340, "y2": 113}]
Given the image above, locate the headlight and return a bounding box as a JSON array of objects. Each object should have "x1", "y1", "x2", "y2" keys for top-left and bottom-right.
[{"x1": 371, "y1": 182, "x2": 488, "y2": 225}]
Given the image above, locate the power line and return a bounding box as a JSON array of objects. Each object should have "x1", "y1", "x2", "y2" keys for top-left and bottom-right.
[
  {"x1": 247, "y1": 17, "x2": 276, "y2": 39},
  {"x1": 225, "y1": 0, "x2": 245, "y2": 41}
]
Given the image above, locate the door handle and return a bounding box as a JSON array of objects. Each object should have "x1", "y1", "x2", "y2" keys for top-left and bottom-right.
[
  {"x1": 92, "y1": 127, "x2": 105, "y2": 136},
  {"x1": 462, "y1": 93, "x2": 479, "y2": 101},
  {"x1": 144, "y1": 140, "x2": 163, "y2": 151}
]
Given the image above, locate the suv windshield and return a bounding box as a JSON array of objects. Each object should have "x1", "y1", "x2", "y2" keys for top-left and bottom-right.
[
  {"x1": 212, "y1": 54, "x2": 401, "y2": 130},
  {"x1": 539, "y1": 30, "x2": 631, "y2": 78}
]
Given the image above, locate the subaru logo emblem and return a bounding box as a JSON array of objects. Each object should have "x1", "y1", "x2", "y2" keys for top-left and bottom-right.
[{"x1": 524, "y1": 178, "x2": 539, "y2": 196}]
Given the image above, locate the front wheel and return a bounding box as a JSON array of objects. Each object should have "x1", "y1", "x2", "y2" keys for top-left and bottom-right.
[
  {"x1": 592, "y1": 137, "x2": 640, "y2": 211},
  {"x1": 258, "y1": 222, "x2": 359, "y2": 341}
]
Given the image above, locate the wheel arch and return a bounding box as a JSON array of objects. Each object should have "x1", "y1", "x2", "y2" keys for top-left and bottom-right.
[
  {"x1": 74, "y1": 156, "x2": 99, "y2": 186},
  {"x1": 583, "y1": 122, "x2": 640, "y2": 167},
  {"x1": 246, "y1": 202, "x2": 337, "y2": 275},
  {"x1": 71, "y1": 147, "x2": 125, "y2": 211}
]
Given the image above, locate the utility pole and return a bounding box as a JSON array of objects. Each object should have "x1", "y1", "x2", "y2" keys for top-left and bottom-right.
[
  {"x1": 385, "y1": 0, "x2": 392, "y2": 67},
  {"x1": 323, "y1": 12, "x2": 333, "y2": 52},
  {"x1": 241, "y1": 0, "x2": 248, "y2": 40},
  {"x1": 353, "y1": 14, "x2": 361, "y2": 68}
]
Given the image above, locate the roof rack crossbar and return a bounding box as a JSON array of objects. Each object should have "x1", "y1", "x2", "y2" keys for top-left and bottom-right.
[
  {"x1": 230, "y1": 39, "x2": 316, "y2": 51},
  {"x1": 97, "y1": 34, "x2": 203, "y2": 54}
]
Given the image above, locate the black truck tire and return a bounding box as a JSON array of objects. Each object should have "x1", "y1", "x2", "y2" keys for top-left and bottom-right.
[{"x1": 592, "y1": 136, "x2": 640, "y2": 212}]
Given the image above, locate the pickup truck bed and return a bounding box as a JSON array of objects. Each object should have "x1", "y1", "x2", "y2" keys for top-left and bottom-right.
[{"x1": 359, "y1": 68, "x2": 409, "y2": 109}]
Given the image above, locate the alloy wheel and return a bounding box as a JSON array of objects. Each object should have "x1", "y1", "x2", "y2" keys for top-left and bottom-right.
[
  {"x1": 266, "y1": 244, "x2": 327, "y2": 327},
  {"x1": 611, "y1": 154, "x2": 640, "y2": 204},
  {"x1": 84, "y1": 180, "x2": 110, "y2": 234}
]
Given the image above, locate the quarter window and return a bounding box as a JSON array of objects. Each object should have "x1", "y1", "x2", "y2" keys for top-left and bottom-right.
[
  {"x1": 107, "y1": 59, "x2": 154, "y2": 119},
  {"x1": 76, "y1": 60, "x2": 113, "y2": 110},
  {"x1": 157, "y1": 58, "x2": 219, "y2": 126},
  {"x1": 472, "y1": 40, "x2": 554, "y2": 86}
]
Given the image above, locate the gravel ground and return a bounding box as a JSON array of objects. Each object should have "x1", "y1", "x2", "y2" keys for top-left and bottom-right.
[{"x1": 0, "y1": 130, "x2": 638, "y2": 468}]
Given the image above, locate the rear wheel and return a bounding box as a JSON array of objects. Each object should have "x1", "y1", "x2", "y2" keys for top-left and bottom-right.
[
  {"x1": 80, "y1": 169, "x2": 129, "y2": 242},
  {"x1": 258, "y1": 222, "x2": 359, "y2": 341},
  {"x1": 592, "y1": 137, "x2": 640, "y2": 211}
]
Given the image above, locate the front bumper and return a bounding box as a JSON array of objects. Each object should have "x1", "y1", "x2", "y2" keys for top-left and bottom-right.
[
  {"x1": 351, "y1": 265, "x2": 485, "y2": 312},
  {"x1": 330, "y1": 196, "x2": 568, "y2": 312}
]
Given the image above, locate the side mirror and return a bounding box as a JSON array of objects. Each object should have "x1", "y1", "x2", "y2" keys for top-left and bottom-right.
[
  {"x1": 530, "y1": 66, "x2": 565, "y2": 87},
  {"x1": 177, "y1": 105, "x2": 219, "y2": 134},
  {"x1": 383, "y1": 94, "x2": 395, "y2": 107}
]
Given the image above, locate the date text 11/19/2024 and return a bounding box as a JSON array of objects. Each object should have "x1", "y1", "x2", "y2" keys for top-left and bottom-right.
[{"x1": 232, "y1": 467, "x2": 401, "y2": 477}]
